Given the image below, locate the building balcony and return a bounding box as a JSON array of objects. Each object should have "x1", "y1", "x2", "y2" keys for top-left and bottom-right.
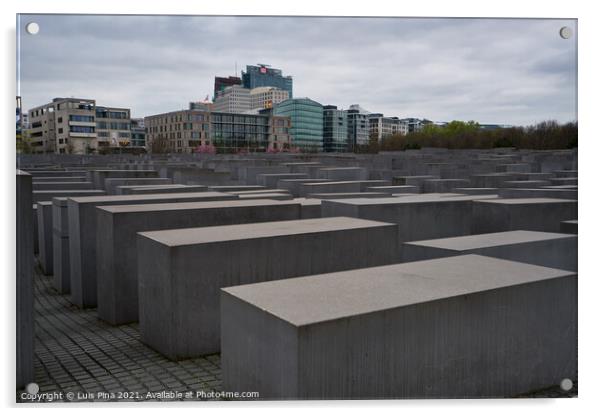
[
  {"x1": 69, "y1": 121, "x2": 96, "y2": 127},
  {"x1": 69, "y1": 132, "x2": 97, "y2": 138}
]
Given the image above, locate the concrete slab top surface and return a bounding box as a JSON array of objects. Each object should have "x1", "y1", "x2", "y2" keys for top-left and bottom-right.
[
  {"x1": 118, "y1": 184, "x2": 196, "y2": 189},
  {"x1": 407, "y1": 230, "x2": 576, "y2": 251},
  {"x1": 139, "y1": 217, "x2": 394, "y2": 246},
  {"x1": 67, "y1": 191, "x2": 232, "y2": 204},
  {"x1": 37, "y1": 201, "x2": 52, "y2": 207},
  {"x1": 562, "y1": 220, "x2": 578, "y2": 225},
  {"x1": 325, "y1": 194, "x2": 498, "y2": 206},
  {"x1": 222, "y1": 254, "x2": 575, "y2": 327},
  {"x1": 97, "y1": 198, "x2": 298, "y2": 214},
  {"x1": 291, "y1": 198, "x2": 322, "y2": 206},
  {"x1": 476, "y1": 198, "x2": 577, "y2": 205}
]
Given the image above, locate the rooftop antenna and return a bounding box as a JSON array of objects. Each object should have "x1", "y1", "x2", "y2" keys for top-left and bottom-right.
[{"x1": 235, "y1": 61, "x2": 237, "y2": 77}]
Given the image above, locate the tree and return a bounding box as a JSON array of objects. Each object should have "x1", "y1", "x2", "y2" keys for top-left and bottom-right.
[{"x1": 150, "y1": 136, "x2": 171, "y2": 154}]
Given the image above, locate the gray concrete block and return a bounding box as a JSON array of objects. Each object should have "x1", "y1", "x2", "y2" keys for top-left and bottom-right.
[
  {"x1": 472, "y1": 198, "x2": 577, "y2": 234},
  {"x1": 498, "y1": 188, "x2": 577, "y2": 199},
  {"x1": 52, "y1": 198, "x2": 70, "y2": 294},
  {"x1": 452, "y1": 187, "x2": 499, "y2": 195},
  {"x1": 236, "y1": 193, "x2": 293, "y2": 200},
  {"x1": 322, "y1": 194, "x2": 498, "y2": 243},
  {"x1": 392, "y1": 175, "x2": 439, "y2": 190},
  {"x1": 502, "y1": 180, "x2": 551, "y2": 188},
  {"x1": 209, "y1": 185, "x2": 266, "y2": 192},
  {"x1": 138, "y1": 217, "x2": 399, "y2": 359},
  {"x1": 33, "y1": 204, "x2": 38, "y2": 254},
  {"x1": 118, "y1": 184, "x2": 208, "y2": 195},
  {"x1": 33, "y1": 181, "x2": 94, "y2": 191},
  {"x1": 422, "y1": 179, "x2": 471, "y2": 193},
  {"x1": 276, "y1": 179, "x2": 330, "y2": 197},
  {"x1": 32, "y1": 176, "x2": 88, "y2": 182},
  {"x1": 256, "y1": 173, "x2": 309, "y2": 188},
  {"x1": 17, "y1": 170, "x2": 34, "y2": 389},
  {"x1": 549, "y1": 177, "x2": 578, "y2": 186},
  {"x1": 291, "y1": 198, "x2": 322, "y2": 219},
  {"x1": 221, "y1": 255, "x2": 577, "y2": 399},
  {"x1": 36, "y1": 201, "x2": 54, "y2": 275},
  {"x1": 104, "y1": 177, "x2": 173, "y2": 194},
  {"x1": 402, "y1": 230, "x2": 577, "y2": 271},
  {"x1": 96, "y1": 199, "x2": 302, "y2": 325},
  {"x1": 317, "y1": 167, "x2": 368, "y2": 181},
  {"x1": 560, "y1": 220, "x2": 578, "y2": 234},
  {"x1": 364, "y1": 185, "x2": 418, "y2": 194},
  {"x1": 307, "y1": 192, "x2": 392, "y2": 200},
  {"x1": 470, "y1": 173, "x2": 518, "y2": 188},
  {"x1": 68, "y1": 191, "x2": 238, "y2": 308},
  {"x1": 91, "y1": 169, "x2": 159, "y2": 190},
  {"x1": 33, "y1": 189, "x2": 106, "y2": 203}
]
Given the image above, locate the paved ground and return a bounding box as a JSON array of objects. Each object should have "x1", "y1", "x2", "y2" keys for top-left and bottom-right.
[
  {"x1": 17, "y1": 264, "x2": 223, "y2": 402},
  {"x1": 17, "y1": 262, "x2": 576, "y2": 402}
]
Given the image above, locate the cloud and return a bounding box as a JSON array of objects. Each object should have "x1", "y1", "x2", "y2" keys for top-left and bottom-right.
[{"x1": 18, "y1": 15, "x2": 577, "y2": 125}]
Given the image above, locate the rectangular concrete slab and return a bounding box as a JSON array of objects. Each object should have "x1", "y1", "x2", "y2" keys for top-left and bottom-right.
[
  {"x1": 68, "y1": 191, "x2": 238, "y2": 308},
  {"x1": 221, "y1": 255, "x2": 577, "y2": 399},
  {"x1": 137, "y1": 217, "x2": 399, "y2": 359},
  {"x1": 17, "y1": 170, "x2": 34, "y2": 389},
  {"x1": 322, "y1": 194, "x2": 498, "y2": 243},
  {"x1": 37, "y1": 201, "x2": 54, "y2": 275},
  {"x1": 472, "y1": 198, "x2": 577, "y2": 234},
  {"x1": 96, "y1": 199, "x2": 303, "y2": 325},
  {"x1": 402, "y1": 230, "x2": 577, "y2": 271}
]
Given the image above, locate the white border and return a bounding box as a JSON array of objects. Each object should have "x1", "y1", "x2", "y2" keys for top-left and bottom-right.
[{"x1": 1, "y1": 1, "x2": 599, "y2": 415}]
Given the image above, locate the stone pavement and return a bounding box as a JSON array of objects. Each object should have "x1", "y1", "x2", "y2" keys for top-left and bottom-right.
[
  {"x1": 17, "y1": 263, "x2": 223, "y2": 402},
  {"x1": 17, "y1": 261, "x2": 576, "y2": 402}
]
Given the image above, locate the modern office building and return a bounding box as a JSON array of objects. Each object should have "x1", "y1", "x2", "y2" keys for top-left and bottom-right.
[
  {"x1": 213, "y1": 75, "x2": 242, "y2": 100},
  {"x1": 274, "y1": 98, "x2": 323, "y2": 152},
  {"x1": 145, "y1": 109, "x2": 291, "y2": 153},
  {"x1": 242, "y1": 64, "x2": 293, "y2": 97},
  {"x1": 322, "y1": 105, "x2": 348, "y2": 152},
  {"x1": 212, "y1": 85, "x2": 252, "y2": 113},
  {"x1": 130, "y1": 118, "x2": 146, "y2": 148},
  {"x1": 249, "y1": 86, "x2": 290, "y2": 111},
  {"x1": 95, "y1": 106, "x2": 131, "y2": 149},
  {"x1": 369, "y1": 113, "x2": 408, "y2": 143},
  {"x1": 346, "y1": 104, "x2": 371, "y2": 151},
  {"x1": 402, "y1": 117, "x2": 433, "y2": 133}
]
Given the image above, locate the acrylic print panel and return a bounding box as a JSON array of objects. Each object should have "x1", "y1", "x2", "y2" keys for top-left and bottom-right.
[{"x1": 16, "y1": 14, "x2": 577, "y2": 402}]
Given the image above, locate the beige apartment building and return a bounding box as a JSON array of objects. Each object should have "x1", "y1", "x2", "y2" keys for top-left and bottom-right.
[
  {"x1": 249, "y1": 86, "x2": 290, "y2": 111},
  {"x1": 27, "y1": 98, "x2": 131, "y2": 154},
  {"x1": 145, "y1": 109, "x2": 291, "y2": 153}
]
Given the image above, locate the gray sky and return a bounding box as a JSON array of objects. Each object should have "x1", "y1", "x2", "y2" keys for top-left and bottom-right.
[{"x1": 18, "y1": 15, "x2": 577, "y2": 125}]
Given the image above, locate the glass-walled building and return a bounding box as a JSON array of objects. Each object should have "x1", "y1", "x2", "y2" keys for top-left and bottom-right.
[
  {"x1": 242, "y1": 64, "x2": 293, "y2": 97},
  {"x1": 274, "y1": 98, "x2": 323, "y2": 152},
  {"x1": 323, "y1": 105, "x2": 348, "y2": 152}
]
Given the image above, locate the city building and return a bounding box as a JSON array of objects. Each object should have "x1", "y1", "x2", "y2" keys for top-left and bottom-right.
[
  {"x1": 368, "y1": 113, "x2": 408, "y2": 143},
  {"x1": 213, "y1": 75, "x2": 242, "y2": 100},
  {"x1": 322, "y1": 105, "x2": 348, "y2": 152},
  {"x1": 346, "y1": 104, "x2": 371, "y2": 151},
  {"x1": 212, "y1": 85, "x2": 251, "y2": 114},
  {"x1": 249, "y1": 86, "x2": 290, "y2": 111},
  {"x1": 28, "y1": 98, "x2": 96, "y2": 154},
  {"x1": 242, "y1": 64, "x2": 293, "y2": 97},
  {"x1": 402, "y1": 117, "x2": 433, "y2": 133},
  {"x1": 144, "y1": 109, "x2": 291, "y2": 153},
  {"x1": 130, "y1": 118, "x2": 146, "y2": 148},
  {"x1": 27, "y1": 98, "x2": 133, "y2": 154},
  {"x1": 95, "y1": 106, "x2": 131, "y2": 149},
  {"x1": 274, "y1": 98, "x2": 323, "y2": 152},
  {"x1": 189, "y1": 100, "x2": 213, "y2": 112}
]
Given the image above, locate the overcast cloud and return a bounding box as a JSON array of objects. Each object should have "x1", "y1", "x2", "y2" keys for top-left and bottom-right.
[{"x1": 18, "y1": 15, "x2": 577, "y2": 125}]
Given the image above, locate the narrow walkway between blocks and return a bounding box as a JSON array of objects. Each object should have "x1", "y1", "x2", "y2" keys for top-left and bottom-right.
[{"x1": 18, "y1": 264, "x2": 223, "y2": 402}]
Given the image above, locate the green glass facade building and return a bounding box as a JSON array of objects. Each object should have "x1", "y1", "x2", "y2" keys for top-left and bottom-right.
[
  {"x1": 323, "y1": 105, "x2": 349, "y2": 152},
  {"x1": 274, "y1": 98, "x2": 323, "y2": 152}
]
